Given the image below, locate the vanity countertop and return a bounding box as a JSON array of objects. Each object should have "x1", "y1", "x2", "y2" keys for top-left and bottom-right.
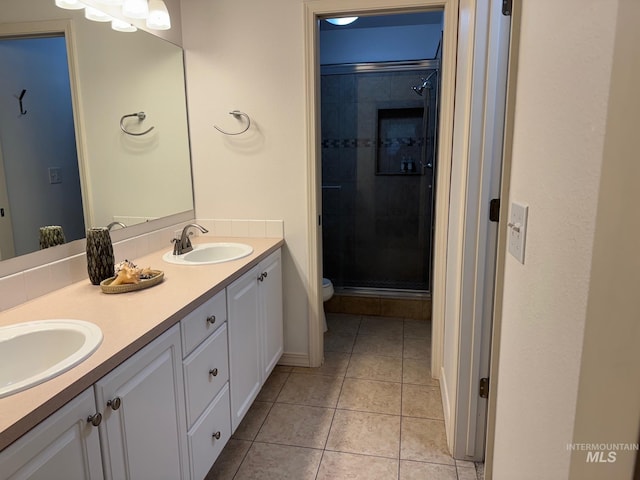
[{"x1": 0, "y1": 236, "x2": 284, "y2": 451}]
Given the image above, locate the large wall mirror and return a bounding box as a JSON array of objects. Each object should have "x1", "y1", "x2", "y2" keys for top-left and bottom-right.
[{"x1": 0, "y1": 0, "x2": 194, "y2": 274}]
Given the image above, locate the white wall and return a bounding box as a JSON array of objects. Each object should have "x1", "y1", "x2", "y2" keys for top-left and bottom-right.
[
  {"x1": 320, "y1": 23, "x2": 442, "y2": 64},
  {"x1": 569, "y1": 0, "x2": 640, "y2": 477},
  {"x1": 181, "y1": 0, "x2": 310, "y2": 357},
  {"x1": 492, "y1": 1, "x2": 619, "y2": 478}
]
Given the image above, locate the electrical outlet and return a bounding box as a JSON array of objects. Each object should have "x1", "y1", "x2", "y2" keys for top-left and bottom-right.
[
  {"x1": 48, "y1": 167, "x2": 62, "y2": 184},
  {"x1": 508, "y1": 202, "x2": 528, "y2": 264}
]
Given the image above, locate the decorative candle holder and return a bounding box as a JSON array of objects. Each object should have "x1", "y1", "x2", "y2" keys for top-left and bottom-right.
[
  {"x1": 39, "y1": 225, "x2": 66, "y2": 249},
  {"x1": 86, "y1": 227, "x2": 114, "y2": 285}
]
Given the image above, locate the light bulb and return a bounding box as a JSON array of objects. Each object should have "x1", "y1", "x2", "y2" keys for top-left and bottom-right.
[
  {"x1": 112, "y1": 19, "x2": 137, "y2": 32},
  {"x1": 122, "y1": 0, "x2": 149, "y2": 19},
  {"x1": 146, "y1": 0, "x2": 171, "y2": 30},
  {"x1": 326, "y1": 17, "x2": 359, "y2": 26},
  {"x1": 85, "y1": 6, "x2": 112, "y2": 22}
]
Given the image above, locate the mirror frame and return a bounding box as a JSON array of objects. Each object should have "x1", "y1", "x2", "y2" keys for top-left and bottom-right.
[{"x1": 0, "y1": 19, "x2": 195, "y2": 278}]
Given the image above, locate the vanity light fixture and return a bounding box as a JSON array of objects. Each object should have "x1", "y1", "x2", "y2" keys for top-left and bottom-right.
[
  {"x1": 146, "y1": 0, "x2": 171, "y2": 30},
  {"x1": 111, "y1": 18, "x2": 137, "y2": 32},
  {"x1": 85, "y1": 6, "x2": 113, "y2": 22},
  {"x1": 122, "y1": 0, "x2": 149, "y2": 19},
  {"x1": 55, "y1": 0, "x2": 85, "y2": 10},
  {"x1": 326, "y1": 17, "x2": 359, "y2": 26},
  {"x1": 94, "y1": 0, "x2": 123, "y2": 4}
]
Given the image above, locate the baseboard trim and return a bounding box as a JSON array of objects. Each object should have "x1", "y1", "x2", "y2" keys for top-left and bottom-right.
[
  {"x1": 440, "y1": 365, "x2": 454, "y2": 453},
  {"x1": 278, "y1": 352, "x2": 311, "y2": 367}
]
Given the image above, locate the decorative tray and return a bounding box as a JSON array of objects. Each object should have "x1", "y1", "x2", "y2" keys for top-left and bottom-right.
[{"x1": 100, "y1": 270, "x2": 164, "y2": 294}]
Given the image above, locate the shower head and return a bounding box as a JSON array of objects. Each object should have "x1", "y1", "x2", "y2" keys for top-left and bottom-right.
[{"x1": 411, "y1": 71, "x2": 438, "y2": 96}]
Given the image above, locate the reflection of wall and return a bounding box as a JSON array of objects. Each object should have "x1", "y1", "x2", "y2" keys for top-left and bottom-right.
[
  {"x1": 2, "y1": 0, "x2": 193, "y2": 232},
  {"x1": 0, "y1": 37, "x2": 85, "y2": 256},
  {"x1": 75, "y1": 20, "x2": 192, "y2": 227}
]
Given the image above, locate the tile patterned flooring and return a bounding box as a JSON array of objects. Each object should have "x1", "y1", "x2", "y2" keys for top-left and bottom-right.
[{"x1": 206, "y1": 313, "x2": 484, "y2": 480}]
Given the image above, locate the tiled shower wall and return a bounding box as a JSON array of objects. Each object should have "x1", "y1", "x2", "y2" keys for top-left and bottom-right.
[{"x1": 321, "y1": 69, "x2": 437, "y2": 292}]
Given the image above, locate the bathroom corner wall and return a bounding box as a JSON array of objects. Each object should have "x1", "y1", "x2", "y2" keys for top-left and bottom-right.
[{"x1": 181, "y1": 0, "x2": 310, "y2": 360}]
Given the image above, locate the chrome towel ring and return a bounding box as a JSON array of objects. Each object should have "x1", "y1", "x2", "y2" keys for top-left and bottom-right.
[
  {"x1": 120, "y1": 112, "x2": 155, "y2": 136},
  {"x1": 214, "y1": 110, "x2": 251, "y2": 135}
]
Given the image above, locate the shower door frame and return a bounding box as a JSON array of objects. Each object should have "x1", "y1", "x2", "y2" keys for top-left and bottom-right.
[{"x1": 320, "y1": 59, "x2": 440, "y2": 294}]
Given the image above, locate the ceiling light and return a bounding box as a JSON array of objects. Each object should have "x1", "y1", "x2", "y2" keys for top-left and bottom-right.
[
  {"x1": 326, "y1": 17, "x2": 359, "y2": 26},
  {"x1": 55, "y1": 0, "x2": 85, "y2": 10},
  {"x1": 146, "y1": 0, "x2": 171, "y2": 30},
  {"x1": 85, "y1": 6, "x2": 112, "y2": 22},
  {"x1": 112, "y1": 19, "x2": 137, "y2": 32},
  {"x1": 122, "y1": 0, "x2": 149, "y2": 19}
]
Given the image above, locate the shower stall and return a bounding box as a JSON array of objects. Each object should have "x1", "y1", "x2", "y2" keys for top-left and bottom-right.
[{"x1": 321, "y1": 60, "x2": 440, "y2": 295}]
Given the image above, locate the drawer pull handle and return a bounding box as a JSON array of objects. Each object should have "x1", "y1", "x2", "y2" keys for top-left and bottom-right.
[
  {"x1": 209, "y1": 368, "x2": 219, "y2": 377},
  {"x1": 87, "y1": 413, "x2": 102, "y2": 427},
  {"x1": 212, "y1": 431, "x2": 221, "y2": 440},
  {"x1": 107, "y1": 397, "x2": 122, "y2": 411},
  {"x1": 206, "y1": 315, "x2": 216, "y2": 325}
]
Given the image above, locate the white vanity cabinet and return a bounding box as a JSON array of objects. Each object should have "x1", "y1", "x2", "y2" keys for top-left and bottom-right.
[
  {"x1": 94, "y1": 324, "x2": 189, "y2": 480},
  {"x1": 228, "y1": 249, "x2": 283, "y2": 432},
  {"x1": 0, "y1": 387, "x2": 104, "y2": 480},
  {"x1": 180, "y1": 289, "x2": 232, "y2": 480}
]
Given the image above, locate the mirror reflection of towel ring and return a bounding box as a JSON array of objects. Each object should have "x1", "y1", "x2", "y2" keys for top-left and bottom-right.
[
  {"x1": 120, "y1": 112, "x2": 155, "y2": 136},
  {"x1": 214, "y1": 110, "x2": 251, "y2": 136}
]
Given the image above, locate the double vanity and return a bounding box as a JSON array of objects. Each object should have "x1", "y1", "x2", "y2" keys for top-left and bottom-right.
[{"x1": 0, "y1": 235, "x2": 284, "y2": 480}]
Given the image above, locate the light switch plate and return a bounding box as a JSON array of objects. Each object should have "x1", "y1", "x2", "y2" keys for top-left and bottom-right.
[
  {"x1": 48, "y1": 167, "x2": 62, "y2": 184},
  {"x1": 508, "y1": 202, "x2": 528, "y2": 264}
]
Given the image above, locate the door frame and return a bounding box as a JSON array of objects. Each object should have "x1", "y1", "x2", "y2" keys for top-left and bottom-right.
[{"x1": 303, "y1": 0, "x2": 460, "y2": 386}]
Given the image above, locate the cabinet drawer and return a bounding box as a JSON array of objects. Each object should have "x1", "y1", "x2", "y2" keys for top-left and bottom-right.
[
  {"x1": 187, "y1": 384, "x2": 231, "y2": 480},
  {"x1": 183, "y1": 323, "x2": 229, "y2": 427},
  {"x1": 181, "y1": 289, "x2": 227, "y2": 356}
]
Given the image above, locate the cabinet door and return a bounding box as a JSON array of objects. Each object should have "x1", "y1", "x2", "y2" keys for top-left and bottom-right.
[
  {"x1": 259, "y1": 250, "x2": 283, "y2": 380},
  {"x1": 0, "y1": 388, "x2": 103, "y2": 480},
  {"x1": 227, "y1": 265, "x2": 261, "y2": 433},
  {"x1": 94, "y1": 324, "x2": 188, "y2": 480}
]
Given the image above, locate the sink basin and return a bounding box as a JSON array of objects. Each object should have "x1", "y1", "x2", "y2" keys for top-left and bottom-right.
[
  {"x1": 0, "y1": 320, "x2": 103, "y2": 398},
  {"x1": 163, "y1": 242, "x2": 253, "y2": 265}
]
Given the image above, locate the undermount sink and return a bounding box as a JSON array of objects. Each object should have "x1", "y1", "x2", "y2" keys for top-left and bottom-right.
[
  {"x1": 0, "y1": 320, "x2": 103, "y2": 398},
  {"x1": 163, "y1": 242, "x2": 253, "y2": 265}
]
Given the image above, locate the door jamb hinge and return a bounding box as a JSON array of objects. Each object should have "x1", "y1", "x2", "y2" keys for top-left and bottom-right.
[
  {"x1": 479, "y1": 377, "x2": 490, "y2": 398},
  {"x1": 489, "y1": 198, "x2": 500, "y2": 222},
  {"x1": 502, "y1": 0, "x2": 512, "y2": 16}
]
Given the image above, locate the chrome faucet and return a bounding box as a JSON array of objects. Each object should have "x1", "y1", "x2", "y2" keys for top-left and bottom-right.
[
  {"x1": 172, "y1": 223, "x2": 209, "y2": 255},
  {"x1": 107, "y1": 221, "x2": 126, "y2": 231}
]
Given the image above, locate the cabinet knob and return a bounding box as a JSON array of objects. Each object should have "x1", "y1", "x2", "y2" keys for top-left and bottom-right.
[
  {"x1": 212, "y1": 431, "x2": 221, "y2": 440},
  {"x1": 258, "y1": 273, "x2": 265, "y2": 282},
  {"x1": 87, "y1": 413, "x2": 102, "y2": 427},
  {"x1": 206, "y1": 315, "x2": 216, "y2": 325},
  {"x1": 263, "y1": 271, "x2": 268, "y2": 279},
  {"x1": 107, "y1": 397, "x2": 122, "y2": 411},
  {"x1": 209, "y1": 368, "x2": 218, "y2": 377}
]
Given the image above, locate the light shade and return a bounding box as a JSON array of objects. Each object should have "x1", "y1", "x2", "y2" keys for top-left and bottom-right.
[
  {"x1": 85, "y1": 6, "x2": 112, "y2": 22},
  {"x1": 55, "y1": 0, "x2": 85, "y2": 10},
  {"x1": 122, "y1": 0, "x2": 149, "y2": 19},
  {"x1": 146, "y1": 0, "x2": 171, "y2": 30},
  {"x1": 326, "y1": 17, "x2": 359, "y2": 26},
  {"x1": 112, "y1": 18, "x2": 137, "y2": 32},
  {"x1": 94, "y1": 0, "x2": 123, "y2": 5}
]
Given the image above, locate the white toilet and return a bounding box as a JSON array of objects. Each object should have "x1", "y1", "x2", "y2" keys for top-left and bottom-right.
[{"x1": 322, "y1": 278, "x2": 334, "y2": 332}]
